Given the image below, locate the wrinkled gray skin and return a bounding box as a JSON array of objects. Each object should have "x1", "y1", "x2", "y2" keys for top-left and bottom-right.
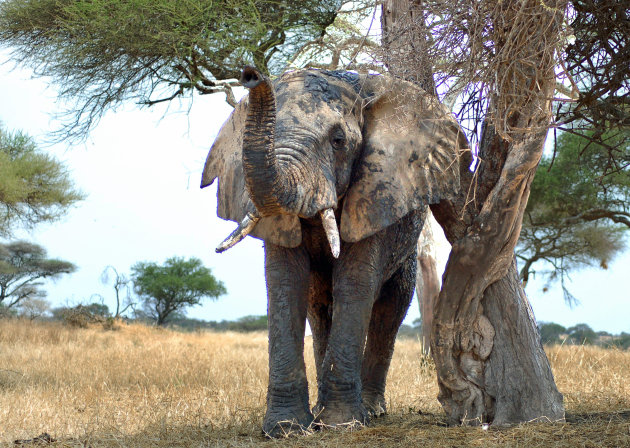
[{"x1": 202, "y1": 68, "x2": 464, "y2": 436}]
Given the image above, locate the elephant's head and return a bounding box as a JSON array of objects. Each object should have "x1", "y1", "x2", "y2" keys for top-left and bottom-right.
[{"x1": 201, "y1": 68, "x2": 467, "y2": 256}]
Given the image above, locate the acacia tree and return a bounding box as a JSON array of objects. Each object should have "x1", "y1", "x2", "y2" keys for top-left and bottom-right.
[
  {"x1": 0, "y1": 0, "x2": 341, "y2": 140},
  {"x1": 0, "y1": 241, "x2": 76, "y2": 310},
  {"x1": 555, "y1": 0, "x2": 629, "y2": 152},
  {"x1": 0, "y1": 125, "x2": 83, "y2": 236},
  {"x1": 382, "y1": 0, "x2": 567, "y2": 424},
  {"x1": 517, "y1": 129, "x2": 630, "y2": 298},
  {"x1": 131, "y1": 257, "x2": 226, "y2": 326},
  {"x1": 18, "y1": 297, "x2": 51, "y2": 320},
  {"x1": 514, "y1": 0, "x2": 630, "y2": 295},
  {"x1": 414, "y1": 0, "x2": 629, "y2": 344}
]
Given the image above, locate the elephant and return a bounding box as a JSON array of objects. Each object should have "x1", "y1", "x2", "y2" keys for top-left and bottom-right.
[{"x1": 201, "y1": 67, "x2": 466, "y2": 436}]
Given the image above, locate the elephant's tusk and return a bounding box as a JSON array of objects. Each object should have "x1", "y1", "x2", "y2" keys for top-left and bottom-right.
[
  {"x1": 320, "y1": 208, "x2": 340, "y2": 258},
  {"x1": 216, "y1": 212, "x2": 260, "y2": 253}
]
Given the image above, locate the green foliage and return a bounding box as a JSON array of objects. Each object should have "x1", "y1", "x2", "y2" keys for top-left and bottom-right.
[
  {"x1": 567, "y1": 323, "x2": 598, "y2": 345},
  {"x1": 538, "y1": 322, "x2": 567, "y2": 345},
  {"x1": 559, "y1": 0, "x2": 629, "y2": 147},
  {"x1": 517, "y1": 129, "x2": 630, "y2": 297},
  {"x1": 167, "y1": 314, "x2": 268, "y2": 332},
  {"x1": 131, "y1": 257, "x2": 226, "y2": 326},
  {"x1": 396, "y1": 323, "x2": 422, "y2": 339},
  {"x1": 290, "y1": 1, "x2": 379, "y2": 71},
  {"x1": 0, "y1": 240, "x2": 76, "y2": 309},
  {"x1": 228, "y1": 315, "x2": 268, "y2": 332},
  {"x1": 0, "y1": 0, "x2": 341, "y2": 139},
  {"x1": 0, "y1": 125, "x2": 84, "y2": 235},
  {"x1": 538, "y1": 321, "x2": 630, "y2": 348},
  {"x1": 0, "y1": 302, "x2": 18, "y2": 318},
  {"x1": 609, "y1": 333, "x2": 630, "y2": 350}
]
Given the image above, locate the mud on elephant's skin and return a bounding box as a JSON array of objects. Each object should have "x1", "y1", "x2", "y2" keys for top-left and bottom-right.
[{"x1": 201, "y1": 67, "x2": 467, "y2": 436}]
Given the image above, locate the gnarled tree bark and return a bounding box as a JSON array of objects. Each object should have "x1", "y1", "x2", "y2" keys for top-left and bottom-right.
[{"x1": 382, "y1": 0, "x2": 565, "y2": 425}]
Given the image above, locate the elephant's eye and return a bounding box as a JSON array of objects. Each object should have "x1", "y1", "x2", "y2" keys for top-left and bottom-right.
[{"x1": 330, "y1": 128, "x2": 346, "y2": 151}]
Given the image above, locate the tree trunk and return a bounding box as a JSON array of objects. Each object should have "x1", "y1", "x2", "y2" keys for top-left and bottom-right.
[
  {"x1": 482, "y1": 261, "x2": 564, "y2": 424},
  {"x1": 382, "y1": 0, "x2": 565, "y2": 425},
  {"x1": 381, "y1": 0, "x2": 435, "y2": 95}
]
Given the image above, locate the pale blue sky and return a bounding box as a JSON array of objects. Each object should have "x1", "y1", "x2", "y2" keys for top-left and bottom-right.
[{"x1": 1, "y1": 55, "x2": 628, "y2": 333}]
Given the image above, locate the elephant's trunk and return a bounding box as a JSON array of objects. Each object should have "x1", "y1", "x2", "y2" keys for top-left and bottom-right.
[
  {"x1": 225, "y1": 67, "x2": 340, "y2": 258},
  {"x1": 240, "y1": 67, "x2": 292, "y2": 216}
]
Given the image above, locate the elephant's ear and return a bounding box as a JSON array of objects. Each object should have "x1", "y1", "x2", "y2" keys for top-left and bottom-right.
[
  {"x1": 201, "y1": 98, "x2": 302, "y2": 247},
  {"x1": 340, "y1": 76, "x2": 468, "y2": 242}
]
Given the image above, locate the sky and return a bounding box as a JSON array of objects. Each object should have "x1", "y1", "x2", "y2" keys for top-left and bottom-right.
[{"x1": 1, "y1": 54, "x2": 628, "y2": 334}]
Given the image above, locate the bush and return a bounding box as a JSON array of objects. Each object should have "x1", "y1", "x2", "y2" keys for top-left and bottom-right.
[
  {"x1": 227, "y1": 315, "x2": 268, "y2": 332},
  {"x1": 567, "y1": 323, "x2": 598, "y2": 345},
  {"x1": 397, "y1": 324, "x2": 422, "y2": 339},
  {"x1": 539, "y1": 322, "x2": 567, "y2": 345},
  {"x1": 52, "y1": 303, "x2": 112, "y2": 329}
]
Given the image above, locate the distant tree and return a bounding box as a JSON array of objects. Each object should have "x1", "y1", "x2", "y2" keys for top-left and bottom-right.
[
  {"x1": 567, "y1": 323, "x2": 598, "y2": 345},
  {"x1": 0, "y1": 125, "x2": 84, "y2": 236},
  {"x1": 0, "y1": 241, "x2": 76, "y2": 310},
  {"x1": 228, "y1": 315, "x2": 268, "y2": 332},
  {"x1": 0, "y1": 0, "x2": 342, "y2": 140},
  {"x1": 100, "y1": 266, "x2": 136, "y2": 318},
  {"x1": 18, "y1": 297, "x2": 51, "y2": 320},
  {"x1": 130, "y1": 308, "x2": 153, "y2": 324},
  {"x1": 396, "y1": 323, "x2": 422, "y2": 339},
  {"x1": 614, "y1": 333, "x2": 630, "y2": 350},
  {"x1": 0, "y1": 303, "x2": 17, "y2": 318},
  {"x1": 50, "y1": 306, "x2": 67, "y2": 322},
  {"x1": 131, "y1": 257, "x2": 226, "y2": 326},
  {"x1": 538, "y1": 322, "x2": 567, "y2": 345},
  {"x1": 517, "y1": 130, "x2": 630, "y2": 302}
]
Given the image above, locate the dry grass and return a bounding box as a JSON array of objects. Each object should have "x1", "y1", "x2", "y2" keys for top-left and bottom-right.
[{"x1": 1, "y1": 320, "x2": 629, "y2": 447}]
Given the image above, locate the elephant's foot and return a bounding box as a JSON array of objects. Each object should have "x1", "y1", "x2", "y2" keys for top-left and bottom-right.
[
  {"x1": 262, "y1": 386, "x2": 314, "y2": 438},
  {"x1": 314, "y1": 379, "x2": 370, "y2": 428},
  {"x1": 313, "y1": 401, "x2": 369, "y2": 429},
  {"x1": 362, "y1": 390, "x2": 387, "y2": 417},
  {"x1": 262, "y1": 413, "x2": 314, "y2": 438}
]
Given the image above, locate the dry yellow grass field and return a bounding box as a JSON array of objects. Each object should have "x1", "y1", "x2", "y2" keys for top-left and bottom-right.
[{"x1": 1, "y1": 319, "x2": 629, "y2": 447}]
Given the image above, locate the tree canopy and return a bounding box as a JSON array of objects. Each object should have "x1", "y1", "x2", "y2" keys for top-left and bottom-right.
[
  {"x1": 0, "y1": 124, "x2": 84, "y2": 236},
  {"x1": 131, "y1": 256, "x2": 226, "y2": 326},
  {"x1": 512, "y1": 0, "x2": 629, "y2": 300},
  {"x1": 17, "y1": 296, "x2": 51, "y2": 320},
  {"x1": 557, "y1": 0, "x2": 629, "y2": 148},
  {"x1": 0, "y1": 240, "x2": 76, "y2": 310},
  {"x1": 0, "y1": 0, "x2": 341, "y2": 140},
  {"x1": 538, "y1": 322, "x2": 568, "y2": 345},
  {"x1": 517, "y1": 129, "x2": 630, "y2": 299}
]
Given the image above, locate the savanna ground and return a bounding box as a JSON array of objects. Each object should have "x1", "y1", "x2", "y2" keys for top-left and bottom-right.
[{"x1": 1, "y1": 320, "x2": 629, "y2": 447}]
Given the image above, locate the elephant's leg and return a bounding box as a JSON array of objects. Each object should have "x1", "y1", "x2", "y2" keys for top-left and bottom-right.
[
  {"x1": 315, "y1": 237, "x2": 383, "y2": 427},
  {"x1": 263, "y1": 243, "x2": 313, "y2": 437},
  {"x1": 361, "y1": 253, "x2": 417, "y2": 417},
  {"x1": 306, "y1": 279, "x2": 332, "y2": 392}
]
